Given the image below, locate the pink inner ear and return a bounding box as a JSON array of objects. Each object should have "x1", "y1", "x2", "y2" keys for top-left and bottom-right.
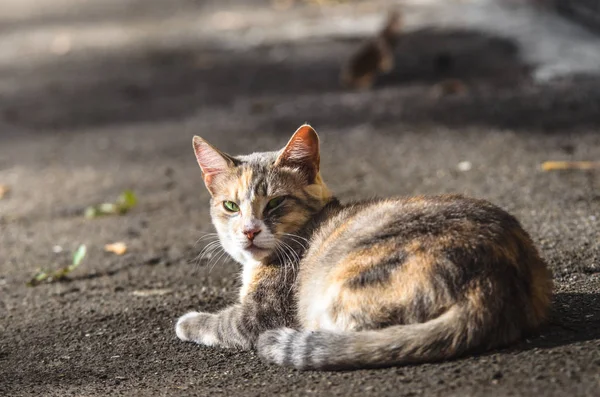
[
  {"x1": 280, "y1": 126, "x2": 319, "y2": 162},
  {"x1": 198, "y1": 148, "x2": 227, "y2": 176},
  {"x1": 193, "y1": 137, "x2": 231, "y2": 184},
  {"x1": 276, "y1": 125, "x2": 320, "y2": 180}
]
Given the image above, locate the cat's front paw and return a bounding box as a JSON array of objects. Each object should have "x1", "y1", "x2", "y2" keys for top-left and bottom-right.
[{"x1": 175, "y1": 311, "x2": 218, "y2": 346}]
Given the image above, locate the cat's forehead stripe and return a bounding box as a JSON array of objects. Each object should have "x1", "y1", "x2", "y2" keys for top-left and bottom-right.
[
  {"x1": 249, "y1": 164, "x2": 269, "y2": 198},
  {"x1": 253, "y1": 177, "x2": 268, "y2": 197},
  {"x1": 239, "y1": 167, "x2": 254, "y2": 198}
]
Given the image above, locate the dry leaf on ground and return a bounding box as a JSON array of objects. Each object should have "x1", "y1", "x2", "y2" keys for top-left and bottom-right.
[
  {"x1": 0, "y1": 184, "x2": 9, "y2": 199},
  {"x1": 541, "y1": 161, "x2": 600, "y2": 171},
  {"x1": 104, "y1": 242, "x2": 128, "y2": 256}
]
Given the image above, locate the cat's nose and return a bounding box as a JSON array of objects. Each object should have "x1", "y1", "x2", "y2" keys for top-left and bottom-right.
[{"x1": 243, "y1": 228, "x2": 262, "y2": 241}]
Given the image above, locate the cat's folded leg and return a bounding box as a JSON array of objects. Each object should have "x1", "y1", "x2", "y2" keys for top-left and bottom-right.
[{"x1": 175, "y1": 304, "x2": 263, "y2": 350}]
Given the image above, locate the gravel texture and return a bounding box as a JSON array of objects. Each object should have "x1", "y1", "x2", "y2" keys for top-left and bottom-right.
[{"x1": 1, "y1": 1, "x2": 599, "y2": 396}]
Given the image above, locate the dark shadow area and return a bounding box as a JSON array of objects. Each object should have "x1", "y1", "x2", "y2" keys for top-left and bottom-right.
[
  {"x1": 516, "y1": 292, "x2": 600, "y2": 350},
  {"x1": 3, "y1": 26, "x2": 599, "y2": 133},
  {"x1": 309, "y1": 73, "x2": 600, "y2": 133},
  {"x1": 263, "y1": 74, "x2": 600, "y2": 134},
  {"x1": 397, "y1": 76, "x2": 600, "y2": 132},
  {"x1": 555, "y1": 0, "x2": 600, "y2": 33},
  {"x1": 380, "y1": 28, "x2": 531, "y2": 88}
]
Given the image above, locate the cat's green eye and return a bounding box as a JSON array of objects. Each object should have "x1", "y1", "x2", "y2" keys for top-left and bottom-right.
[
  {"x1": 266, "y1": 196, "x2": 285, "y2": 211},
  {"x1": 223, "y1": 201, "x2": 240, "y2": 212}
]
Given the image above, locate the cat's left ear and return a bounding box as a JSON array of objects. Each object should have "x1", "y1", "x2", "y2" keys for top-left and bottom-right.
[
  {"x1": 275, "y1": 124, "x2": 320, "y2": 183},
  {"x1": 192, "y1": 136, "x2": 237, "y2": 191}
]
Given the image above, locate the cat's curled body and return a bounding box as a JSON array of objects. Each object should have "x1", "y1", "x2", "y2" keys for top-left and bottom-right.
[{"x1": 176, "y1": 125, "x2": 552, "y2": 370}]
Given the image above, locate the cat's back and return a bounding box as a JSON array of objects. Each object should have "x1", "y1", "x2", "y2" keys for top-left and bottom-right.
[
  {"x1": 303, "y1": 194, "x2": 526, "y2": 272},
  {"x1": 297, "y1": 194, "x2": 551, "y2": 332}
]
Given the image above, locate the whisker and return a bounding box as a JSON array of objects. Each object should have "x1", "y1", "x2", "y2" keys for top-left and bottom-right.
[
  {"x1": 194, "y1": 240, "x2": 221, "y2": 264},
  {"x1": 277, "y1": 241, "x2": 295, "y2": 289},
  {"x1": 281, "y1": 232, "x2": 310, "y2": 244},
  {"x1": 196, "y1": 239, "x2": 220, "y2": 254},
  {"x1": 278, "y1": 240, "x2": 300, "y2": 296},
  {"x1": 209, "y1": 249, "x2": 229, "y2": 273},
  {"x1": 205, "y1": 249, "x2": 223, "y2": 274},
  {"x1": 280, "y1": 241, "x2": 294, "y2": 266},
  {"x1": 284, "y1": 234, "x2": 308, "y2": 247},
  {"x1": 280, "y1": 239, "x2": 300, "y2": 263},
  {"x1": 280, "y1": 233, "x2": 309, "y2": 250},
  {"x1": 274, "y1": 243, "x2": 288, "y2": 289},
  {"x1": 190, "y1": 239, "x2": 222, "y2": 275},
  {"x1": 193, "y1": 233, "x2": 220, "y2": 247}
]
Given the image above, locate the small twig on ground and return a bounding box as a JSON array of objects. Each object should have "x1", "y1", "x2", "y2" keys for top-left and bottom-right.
[
  {"x1": 27, "y1": 245, "x2": 87, "y2": 287},
  {"x1": 541, "y1": 161, "x2": 600, "y2": 171}
]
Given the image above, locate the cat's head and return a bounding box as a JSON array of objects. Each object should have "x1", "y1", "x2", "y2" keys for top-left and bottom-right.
[{"x1": 193, "y1": 125, "x2": 332, "y2": 265}]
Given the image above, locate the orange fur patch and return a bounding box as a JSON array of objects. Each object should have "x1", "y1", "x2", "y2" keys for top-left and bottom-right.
[
  {"x1": 329, "y1": 244, "x2": 438, "y2": 327},
  {"x1": 241, "y1": 265, "x2": 279, "y2": 301}
]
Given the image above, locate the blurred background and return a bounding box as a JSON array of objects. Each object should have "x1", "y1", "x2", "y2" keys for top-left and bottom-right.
[
  {"x1": 2, "y1": 0, "x2": 600, "y2": 131},
  {"x1": 1, "y1": 1, "x2": 599, "y2": 396}
]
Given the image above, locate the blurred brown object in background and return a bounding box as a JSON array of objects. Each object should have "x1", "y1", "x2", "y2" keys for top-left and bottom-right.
[
  {"x1": 0, "y1": 184, "x2": 9, "y2": 199},
  {"x1": 341, "y1": 10, "x2": 402, "y2": 89},
  {"x1": 430, "y1": 79, "x2": 469, "y2": 99}
]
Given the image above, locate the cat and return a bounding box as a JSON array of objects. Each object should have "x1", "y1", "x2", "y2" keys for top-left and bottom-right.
[
  {"x1": 341, "y1": 10, "x2": 402, "y2": 89},
  {"x1": 176, "y1": 124, "x2": 553, "y2": 370}
]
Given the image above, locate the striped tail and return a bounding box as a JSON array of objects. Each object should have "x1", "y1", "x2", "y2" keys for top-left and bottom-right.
[{"x1": 257, "y1": 304, "x2": 510, "y2": 370}]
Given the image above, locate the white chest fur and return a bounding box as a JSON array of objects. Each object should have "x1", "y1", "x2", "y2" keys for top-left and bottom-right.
[
  {"x1": 239, "y1": 259, "x2": 261, "y2": 302},
  {"x1": 298, "y1": 281, "x2": 357, "y2": 332}
]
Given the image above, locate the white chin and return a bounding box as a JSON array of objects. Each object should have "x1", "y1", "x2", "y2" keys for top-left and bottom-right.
[{"x1": 244, "y1": 247, "x2": 270, "y2": 260}]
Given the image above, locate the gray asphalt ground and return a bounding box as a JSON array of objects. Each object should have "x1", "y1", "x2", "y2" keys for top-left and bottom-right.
[{"x1": 1, "y1": 1, "x2": 599, "y2": 396}]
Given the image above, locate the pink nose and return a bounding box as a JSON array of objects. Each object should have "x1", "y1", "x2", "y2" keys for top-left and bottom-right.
[{"x1": 243, "y1": 228, "x2": 261, "y2": 241}]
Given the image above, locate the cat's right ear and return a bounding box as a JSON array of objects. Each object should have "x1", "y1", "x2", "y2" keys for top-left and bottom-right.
[
  {"x1": 192, "y1": 136, "x2": 236, "y2": 190},
  {"x1": 275, "y1": 124, "x2": 320, "y2": 183}
]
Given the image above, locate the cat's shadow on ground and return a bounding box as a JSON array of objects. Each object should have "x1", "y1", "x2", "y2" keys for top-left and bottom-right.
[{"x1": 502, "y1": 292, "x2": 600, "y2": 354}]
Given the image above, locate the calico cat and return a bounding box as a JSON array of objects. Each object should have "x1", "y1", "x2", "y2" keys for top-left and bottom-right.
[
  {"x1": 176, "y1": 124, "x2": 553, "y2": 370},
  {"x1": 341, "y1": 10, "x2": 402, "y2": 89}
]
